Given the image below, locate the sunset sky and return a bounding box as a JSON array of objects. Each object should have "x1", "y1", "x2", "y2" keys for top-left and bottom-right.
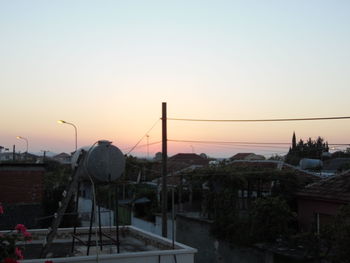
[{"x1": 1, "y1": 0, "x2": 350, "y2": 158}]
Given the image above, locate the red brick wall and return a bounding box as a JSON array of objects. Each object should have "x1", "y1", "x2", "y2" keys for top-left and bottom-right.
[
  {"x1": 0, "y1": 167, "x2": 44, "y2": 204},
  {"x1": 297, "y1": 198, "x2": 344, "y2": 231}
]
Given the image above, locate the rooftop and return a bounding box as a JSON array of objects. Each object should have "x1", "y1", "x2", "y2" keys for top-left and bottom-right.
[
  {"x1": 1, "y1": 226, "x2": 196, "y2": 263},
  {"x1": 297, "y1": 170, "x2": 350, "y2": 203}
]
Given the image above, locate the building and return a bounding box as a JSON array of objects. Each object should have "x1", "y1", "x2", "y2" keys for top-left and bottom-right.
[
  {"x1": 169, "y1": 153, "x2": 209, "y2": 166},
  {"x1": 322, "y1": 158, "x2": 350, "y2": 174},
  {"x1": 52, "y1": 152, "x2": 71, "y2": 164},
  {"x1": 0, "y1": 152, "x2": 16, "y2": 161},
  {"x1": 297, "y1": 170, "x2": 350, "y2": 232},
  {"x1": 0, "y1": 163, "x2": 44, "y2": 204},
  {"x1": 1, "y1": 226, "x2": 196, "y2": 263},
  {"x1": 0, "y1": 163, "x2": 45, "y2": 230},
  {"x1": 230, "y1": 153, "x2": 265, "y2": 161}
]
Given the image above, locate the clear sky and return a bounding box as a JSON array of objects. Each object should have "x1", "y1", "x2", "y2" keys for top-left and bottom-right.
[{"x1": 1, "y1": 0, "x2": 350, "y2": 158}]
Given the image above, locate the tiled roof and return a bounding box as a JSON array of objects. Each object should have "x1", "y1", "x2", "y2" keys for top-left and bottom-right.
[
  {"x1": 230, "y1": 153, "x2": 254, "y2": 160},
  {"x1": 297, "y1": 170, "x2": 350, "y2": 203},
  {"x1": 230, "y1": 160, "x2": 278, "y2": 169},
  {"x1": 281, "y1": 163, "x2": 321, "y2": 184},
  {"x1": 169, "y1": 153, "x2": 208, "y2": 164},
  {"x1": 53, "y1": 152, "x2": 71, "y2": 158}
]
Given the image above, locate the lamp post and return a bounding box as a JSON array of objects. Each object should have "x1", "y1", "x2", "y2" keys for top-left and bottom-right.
[
  {"x1": 16, "y1": 136, "x2": 28, "y2": 160},
  {"x1": 16, "y1": 136, "x2": 28, "y2": 153},
  {"x1": 57, "y1": 120, "x2": 78, "y2": 151}
]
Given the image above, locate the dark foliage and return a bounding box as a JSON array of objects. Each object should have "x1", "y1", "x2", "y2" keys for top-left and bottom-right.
[
  {"x1": 41, "y1": 160, "x2": 79, "y2": 228},
  {"x1": 249, "y1": 197, "x2": 296, "y2": 243},
  {"x1": 286, "y1": 136, "x2": 329, "y2": 165}
]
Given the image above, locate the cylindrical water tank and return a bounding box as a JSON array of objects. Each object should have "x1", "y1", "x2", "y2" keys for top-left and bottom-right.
[
  {"x1": 71, "y1": 140, "x2": 125, "y2": 182},
  {"x1": 299, "y1": 158, "x2": 323, "y2": 170}
]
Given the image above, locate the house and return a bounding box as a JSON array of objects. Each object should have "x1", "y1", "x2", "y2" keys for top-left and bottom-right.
[
  {"x1": 52, "y1": 152, "x2": 71, "y2": 164},
  {"x1": 167, "y1": 153, "x2": 209, "y2": 175},
  {"x1": 297, "y1": 170, "x2": 350, "y2": 232},
  {"x1": 0, "y1": 152, "x2": 17, "y2": 161},
  {"x1": 23, "y1": 152, "x2": 40, "y2": 162},
  {"x1": 0, "y1": 152, "x2": 39, "y2": 162},
  {"x1": 0, "y1": 163, "x2": 45, "y2": 229},
  {"x1": 169, "y1": 153, "x2": 209, "y2": 166},
  {"x1": 0, "y1": 163, "x2": 44, "y2": 204},
  {"x1": 323, "y1": 158, "x2": 350, "y2": 173},
  {"x1": 230, "y1": 153, "x2": 265, "y2": 161}
]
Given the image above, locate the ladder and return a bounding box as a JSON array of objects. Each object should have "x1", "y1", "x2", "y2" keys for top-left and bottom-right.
[{"x1": 40, "y1": 151, "x2": 86, "y2": 258}]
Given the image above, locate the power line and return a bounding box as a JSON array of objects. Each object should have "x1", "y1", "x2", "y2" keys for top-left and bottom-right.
[
  {"x1": 123, "y1": 141, "x2": 161, "y2": 152},
  {"x1": 167, "y1": 116, "x2": 350, "y2": 122},
  {"x1": 168, "y1": 139, "x2": 350, "y2": 146},
  {"x1": 126, "y1": 119, "x2": 160, "y2": 155},
  {"x1": 168, "y1": 139, "x2": 290, "y2": 145}
]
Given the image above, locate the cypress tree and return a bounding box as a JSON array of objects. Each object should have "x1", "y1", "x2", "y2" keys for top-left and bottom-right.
[{"x1": 292, "y1": 132, "x2": 297, "y2": 150}]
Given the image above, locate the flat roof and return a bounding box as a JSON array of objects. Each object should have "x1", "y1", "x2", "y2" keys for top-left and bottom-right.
[{"x1": 2, "y1": 226, "x2": 197, "y2": 263}]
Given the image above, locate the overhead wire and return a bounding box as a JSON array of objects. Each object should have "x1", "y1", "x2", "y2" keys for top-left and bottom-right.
[
  {"x1": 168, "y1": 139, "x2": 349, "y2": 146},
  {"x1": 168, "y1": 139, "x2": 290, "y2": 145},
  {"x1": 123, "y1": 141, "x2": 161, "y2": 152},
  {"x1": 125, "y1": 115, "x2": 350, "y2": 156},
  {"x1": 126, "y1": 118, "x2": 160, "y2": 155},
  {"x1": 167, "y1": 116, "x2": 350, "y2": 122}
]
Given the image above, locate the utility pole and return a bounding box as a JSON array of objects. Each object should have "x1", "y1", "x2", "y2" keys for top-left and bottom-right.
[
  {"x1": 12, "y1": 145, "x2": 15, "y2": 161},
  {"x1": 41, "y1": 150, "x2": 48, "y2": 163},
  {"x1": 162, "y1": 102, "x2": 168, "y2": 237}
]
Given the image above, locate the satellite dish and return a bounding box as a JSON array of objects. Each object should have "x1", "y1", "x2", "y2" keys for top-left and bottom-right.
[{"x1": 71, "y1": 140, "x2": 125, "y2": 183}]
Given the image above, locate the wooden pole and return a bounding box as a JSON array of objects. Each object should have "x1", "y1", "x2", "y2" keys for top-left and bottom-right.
[{"x1": 162, "y1": 102, "x2": 168, "y2": 237}]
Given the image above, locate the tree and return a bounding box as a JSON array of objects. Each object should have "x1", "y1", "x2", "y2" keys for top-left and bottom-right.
[
  {"x1": 286, "y1": 136, "x2": 329, "y2": 165},
  {"x1": 330, "y1": 205, "x2": 350, "y2": 263},
  {"x1": 292, "y1": 132, "x2": 297, "y2": 149},
  {"x1": 268, "y1": 154, "x2": 284, "y2": 161},
  {"x1": 41, "y1": 160, "x2": 78, "y2": 228},
  {"x1": 250, "y1": 197, "x2": 296, "y2": 243},
  {"x1": 292, "y1": 205, "x2": 350, "y2": 262}
]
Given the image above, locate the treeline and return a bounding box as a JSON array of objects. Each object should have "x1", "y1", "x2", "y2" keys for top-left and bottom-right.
[{"x1": 286, "y1": 133, "x2": 329, "y2": 165}]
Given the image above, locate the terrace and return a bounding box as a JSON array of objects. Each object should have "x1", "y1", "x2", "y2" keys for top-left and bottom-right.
[{"x1": 1, "y1": 226, "x2": 196, "y2": 263}]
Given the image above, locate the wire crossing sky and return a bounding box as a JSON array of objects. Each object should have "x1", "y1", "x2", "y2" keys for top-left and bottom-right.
[
  {"x1": 1, "y1": 0, "x2": 350, "y2": 157},
  {"x1": 167, "y1": 116, "x2": 350, "y2": 122}
]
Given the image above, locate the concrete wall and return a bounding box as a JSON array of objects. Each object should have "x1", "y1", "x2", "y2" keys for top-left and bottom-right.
[
  {"x1": 131, "y1": 214, "x2": 176, "y2": 239},
  {"x1": 22, "y1": 252, "x2": 195, "y2": 263},
  {"x1": 18, "y1": 226, "x2": 196, "y2": 263},
  {"x1": 176, "y1": 214, "x2": 265, "y2": 263}
]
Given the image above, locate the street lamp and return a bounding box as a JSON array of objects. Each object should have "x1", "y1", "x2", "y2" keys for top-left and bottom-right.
[
  {"x1": 57, "y1": 120, "x2": 77, "y2": 151},
  {"x1": 16, "y1": 136, "x2": 28, "y2": 153}
]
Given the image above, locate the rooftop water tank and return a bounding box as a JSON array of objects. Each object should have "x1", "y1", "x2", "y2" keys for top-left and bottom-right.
[
  {"x1": 299, "y1": 158, "x2": 323, "y2": 170},
  {"x1": 71, "y1": 140, "x2": 125, "y2": 183}
]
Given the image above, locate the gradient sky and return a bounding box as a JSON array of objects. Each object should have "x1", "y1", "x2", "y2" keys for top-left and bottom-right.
[{"x1": 1, "y1": 0, "x2": 350, "y2": 158}]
